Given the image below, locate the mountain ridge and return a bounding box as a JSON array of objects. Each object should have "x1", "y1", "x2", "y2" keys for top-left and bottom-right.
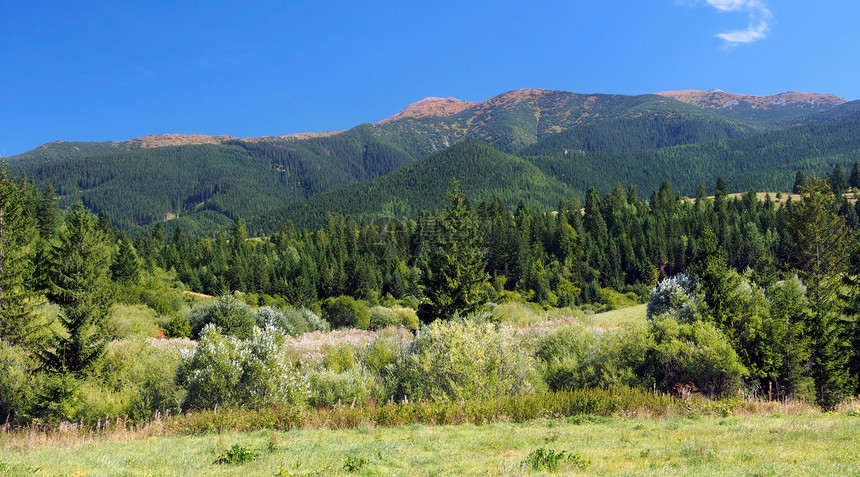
[{"x1": 15, "y1": 87, "x2": 849, "y2": 159}]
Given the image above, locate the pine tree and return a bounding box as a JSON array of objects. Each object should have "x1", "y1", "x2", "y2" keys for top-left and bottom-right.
[
  {"x1": 786, "y1": 176, "x2": 854, "y2": 408},
  {"x1": 110, "y1": 239, "x2": 140, "y2": 284},
  {"x1": 0, "y1": 163, "x2": 35, "y2": 345},
  {"x1": 36, "y1": 184, "x2": 58, "y2": 240},
  {"x1": 689, "y1": 227, "x2": 737, "y2": 329},
  {"x1": 849, "y1": 161, "x2": 860, "y2": 190},
  {"x1": 418, "y1": 184, "x2": 489, "y2": 322},
  {"x1": 831, "y1": 163, "x2": 848, "y2": 195},
  {"x1": 38, "y1": 202, "x2": 112, "y2": 377},
  {"x1": 793, "y1": 170, "x2": 808, "y2": 194}
]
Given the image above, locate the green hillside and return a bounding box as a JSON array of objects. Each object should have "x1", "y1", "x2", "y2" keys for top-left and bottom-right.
[
  {"x1": 10, "y1": 126, "x2": 420, "y2": 232},
  {"x1": 248, "y1": 140, "x2": 573, "y2": 233},
  {"x1": 528, "y1": 109, "x2": 860, "y2": 196}
]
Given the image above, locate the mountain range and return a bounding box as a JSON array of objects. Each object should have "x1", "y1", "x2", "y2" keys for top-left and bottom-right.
[{"x1": 8, "y1": 88, "x2": 859, "y2": 235}]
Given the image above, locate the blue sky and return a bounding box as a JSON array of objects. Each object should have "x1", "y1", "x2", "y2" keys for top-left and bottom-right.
[{"x1": 2, "y1": 0, "x2": 858, "y2": 155}]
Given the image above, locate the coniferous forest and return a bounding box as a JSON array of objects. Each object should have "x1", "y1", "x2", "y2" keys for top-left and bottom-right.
[{"x1": 3, "y1": 156, "x2": 860, "y2": 429}]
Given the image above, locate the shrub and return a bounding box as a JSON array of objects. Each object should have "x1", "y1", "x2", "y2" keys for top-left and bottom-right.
[
  {"x1": 647, "y1": 273, "x2": 703, "y2": 322},
  {"x1": 391, "y1": 319, "x2": 538, "y2": 402},
  {"x1": 96, "y1": 339, "x2": 188, "y2": 421},
  {"x1": 323, "y1": 344, "x2": 357, "y2": 372},
  {"x1": 177, "y1": 324, "x2": 309, "y2": 410},
  {"x1": 321, "y1": 296, "x2": 370, "y2": 330},
  {"x1": 357, "y1": 335, "x2": 406, "y2": 375},
  {"x1": 257, "y1": 306, "x2": 328, "y2": 336},
  {"x1": 368, "y1": 305, "x2": 419, "y2": 330},
  {"x1": 215, "y1": 444, "x2": 258, "y2": 465},
  {"x1": 649, "y1": 315, "x2": 748, "y2": 396},
  {"x1": 255, "y1": 306, "x2": 296, "y2": 336},
  {"x1": 524, "y1": 448, "x2": 590, "y2": 472},
  {"x1": 163, "y1": 315, "x2": 192, "y2": 338},
  {"x1": 188, "y1": 294, "x2": 256, "y2": 339},
  {"x1": 307, "y1": 368, "x2": 378, "y2": 407},
  {"x1": 536, "y1": 324, "x2": 653, "y2": 391},
  {"x1": 0, "y1": 340, "x2": 32, "y2": 424}
]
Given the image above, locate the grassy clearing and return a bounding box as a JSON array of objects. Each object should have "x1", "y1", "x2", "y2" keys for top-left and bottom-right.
[
  {"x1": 2, "y1": 412, "x2": 858, "y2": 476},
  {"x1": 582, "y1": 304, "x2": 647, "y2": 330}
]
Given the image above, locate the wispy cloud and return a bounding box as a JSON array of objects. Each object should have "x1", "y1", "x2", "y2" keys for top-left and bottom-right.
[{"x1": 697, "y1": 0, "x2": 773, "y2": 46}]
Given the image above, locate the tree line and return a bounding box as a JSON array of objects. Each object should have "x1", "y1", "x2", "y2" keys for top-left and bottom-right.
[{"x1": 2, "y1": 162, "x2": 860, "y2": 413}]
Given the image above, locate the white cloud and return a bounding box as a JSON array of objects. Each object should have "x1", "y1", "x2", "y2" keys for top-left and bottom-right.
[{"x1": 702, "y1": 0, "x2": 773, "y2": 46}]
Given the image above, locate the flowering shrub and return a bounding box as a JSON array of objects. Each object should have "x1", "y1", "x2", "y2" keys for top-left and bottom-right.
[
  {"x1": 646, "y1": 274, "x2": 703, "y2": 322},
  {"x1": 177, "y1": 324, "x2": 309, "y2": 410},
  {"x1": 255, "y1": 306, "x2": 328, "y2": 336}
]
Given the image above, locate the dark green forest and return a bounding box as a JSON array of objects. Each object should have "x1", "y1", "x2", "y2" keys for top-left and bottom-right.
[{"x1": 3, "y1": 160, "x2": 860, "y2": 423}]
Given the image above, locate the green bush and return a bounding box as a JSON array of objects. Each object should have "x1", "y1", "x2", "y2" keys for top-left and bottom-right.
[
  {"x1": 368, "y1": 305, "x2": 419, "y2": 330},
  {"x1": 391, "y1": 319, "x2": 538, "y2": 402},
  {"x1": 0, "y1": 340, "x2": 32, "y2": 424},
  {"x1": 537, "y1": 324, "x2": 654, "y2": 391},
  {"x1": 163, "y1": 315, "x2": 192, "y2": 338},
  {"x1": 321, "y1": 296, "x2": 370, "y2": 330},
  {"x1": 97, "y1": 339, "x2": 188, "y2": 421},
  {"x1": 255, "y1": 306, "x2": 328, "y2": 336},
  {"x1": 188, "y1": 294, "x2": 256, "y2": 339},
  {"x1": 106, "y1": 303, "x2": 163, "y2": 340},
  {"x1": 215, "y1": 444, "x2": 258, "y2": 465},
  {"x1": 307, "y1": 368, "x2": 378, "y2": 407},
  {"x1": 356, "y1": 335, "x2": 405, "y2": 375},
  {"x1": 649, "y1": 315, "x2": 748, "y2": 396},
  {"x1": 536, "y1": 325, "x2": 598, "y2": 391},
  {"x1": 177, "y1": 324, "x2": 309, "y2": 410},
  {"x1": 323, "y1": 344, "x2": 357, "y2": 372}
]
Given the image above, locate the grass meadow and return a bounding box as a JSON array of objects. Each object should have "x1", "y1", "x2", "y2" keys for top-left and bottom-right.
[{"x1": 2, "y1": 410, "x2": 859, "y2": 476}]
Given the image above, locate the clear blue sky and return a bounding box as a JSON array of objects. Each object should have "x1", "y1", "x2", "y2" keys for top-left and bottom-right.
[{"x1": 2, "y1": 0, "x2": 858, "y2": 155}]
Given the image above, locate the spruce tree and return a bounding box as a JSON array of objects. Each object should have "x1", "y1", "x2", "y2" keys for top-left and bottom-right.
[
  {"x1": 849, "y1": 161, "x2": 860, "y2": 190},
  {"x1": 110, "y1": 239, "x2": 140, "y2": 284},
  {"x1": 418, "y1": 184, "x2": 488, "y2": 322},
  {"x1": 0, "y1": 164, "x2": 35, "y2": 345},
  {"x1": 793, "y1": 170, "x2": 808, "y2": 194},
  {"x1": 831, "y1": 163, "x2": 848, "y2": 195},
  {"x1": 38, "y1": 202, "x2": 111, "y2": 377},
  {"x1": 786, "y1": 177, "x2": 854, "y2": 408},
  {"x1": 36, "y1": 184, "x2": 58, "y2": 240}
]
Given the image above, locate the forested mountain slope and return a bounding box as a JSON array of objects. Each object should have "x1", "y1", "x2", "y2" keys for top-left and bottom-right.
[
  {"x1": 248, "y1": 140, "x2": 574, "y2": 233},
  {"x1": 8, "y1": 88, "x2": 856, "y2": 236}
]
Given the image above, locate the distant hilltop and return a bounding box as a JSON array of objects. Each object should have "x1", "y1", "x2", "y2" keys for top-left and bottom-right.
[{"x1": 656, "y1": 89, "x2": 847, "y2": 110}]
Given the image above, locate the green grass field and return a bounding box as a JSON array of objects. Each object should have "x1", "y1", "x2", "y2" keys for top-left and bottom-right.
[{"x1": 3, "y1": 412, "x2": 859, "y2": 476}]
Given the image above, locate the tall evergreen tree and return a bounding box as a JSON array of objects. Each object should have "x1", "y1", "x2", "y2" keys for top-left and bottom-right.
[
  {"x1": 786, "y1": 177, "x2": 854, "y2": 408},
  {"x1": 793, "y1": 170, "x2": 808, "y2": 194},
  {"x1": 849, "y1": 161, "x2": 860, "y2": 190},
  {"x1": 418, "y1": 184, "x2": 489, "y2": 322},
  {"x1": 831, "y1": 163, "x2": 848, "y2": 194},
  {"x1": 37, "y1": 203, "x2": 112, "y2": 377},
  {"x1": 0, "y1": 164, "x2": 35, "y2": 345},
  {"x1": 36, "y1": 184, "x2": 58, "y2": 240},
  {"x1": 110, "y1": 239, "x2": 140, "y2": 284}
]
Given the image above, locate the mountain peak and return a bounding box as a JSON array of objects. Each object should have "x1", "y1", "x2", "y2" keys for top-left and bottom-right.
[
  {"x1": 656, "y1": 89, "x2": 847, "y2": 110},
  {"x1": 377, "y1": 96, "x2": 474, "y2": 124}
]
